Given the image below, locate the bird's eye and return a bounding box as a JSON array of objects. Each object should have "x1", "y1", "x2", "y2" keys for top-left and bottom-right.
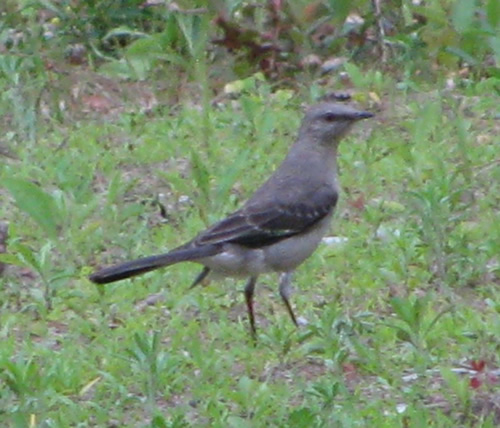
[{"x1": 323, "y1": 113, "x2": 336, "y2": 122}]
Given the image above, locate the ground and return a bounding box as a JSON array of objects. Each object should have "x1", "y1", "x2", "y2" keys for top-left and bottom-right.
[{"x1": 1, "y1": 61, "x2": 499, "y2": 427}]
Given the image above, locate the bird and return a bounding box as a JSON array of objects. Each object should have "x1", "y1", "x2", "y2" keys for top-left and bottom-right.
[{"x1": 89, "y1": 102, "x2": 374, "y2": 338}]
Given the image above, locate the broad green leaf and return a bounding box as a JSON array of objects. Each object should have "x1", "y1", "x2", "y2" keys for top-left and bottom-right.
[
  {"x1": 4, "y1": 178, "x2": 60, "y2": 237},
  {"x1": 176, "y1": 14, "x2": 207, "y2": 58},
  {"x1": 487, "y1": 0, "x2": 500, "y2": 27},
  {"x1": 126, "y1": 35, "x2": 162, "y2": 58},
  {"x1": 0, "y1": 253, "x2": 25, "y2": 267},
  {"x1": 327, "y1": 0, "x2": 352, "y2": 23},
  {"x1": 452, "y1": 1, "x2": 475, "y2": 34},
  {"x1": 445, "y1": 46, "x2": 478, "y2": 65},
  {"x1": 411, "y1": 4, "x2": 447, "y2": 25},
  {"x1": 488, "y1": 36, "x2": 500, "y2": 64},
  {"x1": 390, "y1": 297, "x2": 416, "y2": 328},
  {"x1": 288, "y1": 407, "x2": 316, "y2": 426},
  {"x1": 102, "y1": 27, "x2": 147, "y2": 43},
  {"x1": 10, "y1": 242, "x2": 41, "y2": 272},
  {"x1": 98, "y1": 59, "x2": 135, "y2": 80},
  {"x1": 344, "y1": 62, "x2": 364, "y2": 87}
]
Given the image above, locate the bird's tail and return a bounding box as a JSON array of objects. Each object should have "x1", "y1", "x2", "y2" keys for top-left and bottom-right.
[{"x1": 89, "y1": 245, "x2": 219, "y2": 284}]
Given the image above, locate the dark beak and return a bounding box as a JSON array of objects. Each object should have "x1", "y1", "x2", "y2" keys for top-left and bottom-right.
[{"x1": 354, "y1": 111, "x2": 374, "y2": 120}]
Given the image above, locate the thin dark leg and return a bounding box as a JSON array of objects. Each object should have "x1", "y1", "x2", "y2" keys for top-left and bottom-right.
[
  {"x1": 189, "y1": 266, "x2": 211, "y2": 289},
  {"x1": 244, "y1": 277, "x2": 258, "y2": 338},
  {"x1": 279, "y1": 272, "x2": 298, "y2": 326}
]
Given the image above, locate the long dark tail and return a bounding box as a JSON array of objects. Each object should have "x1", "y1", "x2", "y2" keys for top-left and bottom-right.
[{"x1": 89, "y1": 245, "x2": 219, "y2": 284}]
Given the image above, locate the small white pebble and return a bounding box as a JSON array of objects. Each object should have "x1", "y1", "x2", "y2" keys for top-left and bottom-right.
[
  {"x1": 353, "y1": 160, "x2": 365, "y2": 168},
  {"x1": 396, "y1": 403, "x2": 407, "y2": 414},
  {"x1": 322, "y1": 236, "x2": 349, "y2": 246},
  {"x1": 376, "y1": 225, "x2": 401, "y2": 241},
  {"x1": 296, "y1": 316, "x2": 309, "y2": 327},
  {"x1": 445, "y1": 78, "x2": 456, "y2": 90}
]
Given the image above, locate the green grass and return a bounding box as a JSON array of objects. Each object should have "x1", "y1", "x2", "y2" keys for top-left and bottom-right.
[{"x1": 1, "y1": 81, "x2": 499, "y2": 427}]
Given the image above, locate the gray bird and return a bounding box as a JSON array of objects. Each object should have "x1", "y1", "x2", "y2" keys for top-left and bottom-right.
[{"x1": 89, "y1": 102, "x2": 374, "y2": 337}]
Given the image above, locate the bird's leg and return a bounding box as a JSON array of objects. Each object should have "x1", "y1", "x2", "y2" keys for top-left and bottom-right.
[
  {"x1": 189, "y1": 266, "x2": 211, "y2": 289},
  {"x1": 279, "y1": 271, "x2": 298, "y2": 326},
  {"x1": 244, "y1": 276, "x2": 258, "y2": 338}
]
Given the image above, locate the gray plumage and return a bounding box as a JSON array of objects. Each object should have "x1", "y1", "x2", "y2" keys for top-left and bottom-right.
[{"x1": 89, "y1": 102, "x2": 374, "y2": 337}]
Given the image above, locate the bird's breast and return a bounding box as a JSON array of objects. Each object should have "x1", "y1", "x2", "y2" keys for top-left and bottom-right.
[
  {"x1": 263, "y1": 213, "x2": 333, "y2": 272},
  {"x1": 197, "y1": 244, "x2": 271, "y2": 277}
]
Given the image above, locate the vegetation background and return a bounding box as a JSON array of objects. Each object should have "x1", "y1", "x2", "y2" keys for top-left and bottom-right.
[{"x1": 0, "y1": 0, "x2": 499, "y2": 426}]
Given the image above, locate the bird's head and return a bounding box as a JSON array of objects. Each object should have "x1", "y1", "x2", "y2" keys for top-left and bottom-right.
[{"x1": 299, "y1": 102, "x2": 374, "y2": 144}]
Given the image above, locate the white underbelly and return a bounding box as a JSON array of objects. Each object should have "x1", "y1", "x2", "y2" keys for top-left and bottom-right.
[{"x1": 197, "y1": 214, "x2": 332, "y2": 277}]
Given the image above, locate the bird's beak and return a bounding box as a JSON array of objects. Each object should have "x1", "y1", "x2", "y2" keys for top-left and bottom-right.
[{"x1": 354, "y1": 111, "x2": 374, "y2": 120}]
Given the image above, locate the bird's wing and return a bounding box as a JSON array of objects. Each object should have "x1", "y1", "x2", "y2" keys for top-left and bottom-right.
[{"x1": 194, "y1": 184, "x2": 338, "y2": 248}]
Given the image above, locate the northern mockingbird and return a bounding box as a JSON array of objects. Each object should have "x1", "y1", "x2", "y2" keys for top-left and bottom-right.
[{"x1": 89, "y1": 102, "x2": 373, "y2": 337}]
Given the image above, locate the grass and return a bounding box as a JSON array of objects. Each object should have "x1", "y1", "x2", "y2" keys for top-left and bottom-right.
[{"x1": 1, "y1": 74, "x2": 499, "y2": 426}]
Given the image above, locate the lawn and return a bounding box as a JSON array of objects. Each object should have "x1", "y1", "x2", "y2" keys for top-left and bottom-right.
[{"x1": 1, "y1": 1, "x2": 499, "y2": 427}]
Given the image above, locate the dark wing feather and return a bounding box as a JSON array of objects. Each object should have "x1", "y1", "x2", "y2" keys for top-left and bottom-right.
[{"x1": 194, "y1": 185, "x2": 338, "y2": 248}]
